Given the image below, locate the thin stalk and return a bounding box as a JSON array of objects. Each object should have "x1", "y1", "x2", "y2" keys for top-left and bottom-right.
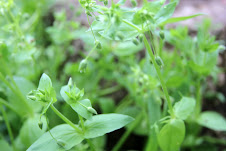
[
  {"x1": 98, "y1": 85, "x2": 122, "y2": 96},
  {"x1": 50, "y1": 105, "x2": 82, "y2": 133},
  {"x1": 0, "y1": 98, "x2": 19, "y2": 115},
  {"x1": 78, "y1": 115, "x2": 96, "y2": 151},
  {"x1": 87, "y1": 15, "x2": 96, "y2": 41},
  {"x1": 0, "y1": 73, "x2": 34, "y2": 116},
  {"x1": 143, "y1": 36, "x2": 174, "y2": 117},
  {"x1": 0, "y1": 105, "x2": 16, "y2": 151},
  {"x1": 195, "y1": 79, "x2": 201, "y2": 118},
  {"x1": 159, "y1": 37, "x2": 163, "y2": 57},
  {"x1": 122, "y1": 19, "x2": 141, "y2": 32},
  {"x1": 112, "y1": 112, "x2": 143, "y2": 151}
]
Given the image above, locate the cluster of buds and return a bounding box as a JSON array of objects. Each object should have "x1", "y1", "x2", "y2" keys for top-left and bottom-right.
[
  {"x1": 79, "y1": 0, "x2": 96, "y2": 16},
  {"x1": 65, "y1": 78, "x2": 85, "y2": 104},
  {"x1": 27, "y1": 88, "x2": 57, "y2": 105}
]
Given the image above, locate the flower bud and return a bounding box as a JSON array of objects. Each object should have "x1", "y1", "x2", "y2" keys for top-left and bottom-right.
[
  {"x1": 132, "y1": 38, "x2": 139, "y2": 46},
  {"x1": 57, "y1": 139, "x2": 66, "y2": 148},
  {"x1": 27, "y1": 96, "x2": 36, "y2": 101},
  {"x1": 95, "y1": 41, "x2": 102, "y2": 49},
  {"x1": 87, "y1": 107, "x2": 97, "y2": 114},
  {"x1": 85, "y1": 10, "x2": 92, "y2": 17},
  {"x1": 138, "y1": 34, "x2": 144, "y2": 42},
  {"x1": 155, "y1": 56, "x2": 164, "y2": 67},
  {"x1": 78, "y1": 59, "x2": 87, "y2": 73},
  {"x1": 104, "y1": 0, "x2": 108, "y2": 6},
  {"x1": 159, "y1": 31, "x2": 165, "y2": 40},
  {"x1": 130, "y1": 0, "x2": 137, "y2": 7},
  {"x1": 117, "y1": 32, "x2": 124, "y2": 41}
]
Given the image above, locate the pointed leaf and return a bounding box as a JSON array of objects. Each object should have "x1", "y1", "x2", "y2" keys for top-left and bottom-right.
[
  {"x1": 173, "y1": 97, "x2": 196, "y2": 120},
  {"x1": 84, "y1": 114, "x2": 134, "y2": 138},
  {"x1": 197, "y1": 111, "x2": 226, "y2": 131},
  {"x1": 160, "y1": 14, "x2": 204, "y2": 26},
  {"x1": 38, "y1": 73, "x2": 52, "y2": 91},
  {"x1": 154, "y1": 2, "x2": 177, "y2": 24}
]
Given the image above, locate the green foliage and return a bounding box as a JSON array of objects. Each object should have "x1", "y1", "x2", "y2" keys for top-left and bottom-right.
[
  {"x1": 84, "y1": 114, "x2": 134, "y2": 138},
  {"x1": 197, "y1": 111, "x2": 226, "y2": 131},
  {"x1": 158, "y1": 119, "x2": 185, "y2": 151},
  {"x1": 0, "y1": 0, "x2": 225, "y2": 150},
  {"x1": 27, "y1": 124, "x2": 84, "y2": 151},
  {"x1": 173, "y1": 97, "x2": 196, "y2": 120}
]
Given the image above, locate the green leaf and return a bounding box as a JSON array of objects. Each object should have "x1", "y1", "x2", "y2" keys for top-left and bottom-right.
[
  {"x1": 38, "y1": 73, "x2": 52, "y2": 91},
  {"x1": 145, "y1": 0, "x2": 166, "y2": 13},
  {"x1": 160, "y1": 14, "x2": 204, "y2": 26},
  {"x1": 173, "y1": 97, "x2": 196, "y2": 120},
  {"x1": 84, "y1": 114, "x2": 134, "y2": 138},
  {"x1": 18, "y1": 115, "x2": 47, "y2": 148},
  {"x1": 27, "y1": 124, "x2": 84, "y2": 151},
  {"x1": 154, "y1": 2, "x2": 177, "y2": 24},
  {"x1": 98, "y1": 98, "x2": 115, "y2": 113},
  {"x1": 6, "y1": 77, "x2": 41, "y2": 117},
  {"x1": 197, "y1": 111, "x2": 226, "y2": 131},
  {"x1": 112, "y1": 41, "x2": 143, "y2": 56},
  {"x1": 60, "y1": 85, "x2": 93, "y2": 120},
  {"x1": 0, "y1": 139, "x2": 13, "y2": 151},
  {"x1": 158, "y1": 119, "x2": 185, "y2": 151}
]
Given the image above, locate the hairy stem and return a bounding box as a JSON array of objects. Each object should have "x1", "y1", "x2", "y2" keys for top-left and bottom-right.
[{"x1": 143, "y1": 36, "x2": 174, "y2": 116}]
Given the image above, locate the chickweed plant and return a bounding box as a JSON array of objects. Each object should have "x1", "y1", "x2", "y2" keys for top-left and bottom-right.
[{"x1": 0, "y1": 0, "x2": 225, "y2": 151}]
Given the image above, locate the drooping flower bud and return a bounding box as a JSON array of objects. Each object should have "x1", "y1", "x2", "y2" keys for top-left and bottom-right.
[{"x1": 78, "y1": 59, "x2": 87, "y2": 73}]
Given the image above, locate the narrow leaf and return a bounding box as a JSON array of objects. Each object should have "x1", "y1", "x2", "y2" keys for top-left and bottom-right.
[{"x1": 160, "y1": 14, "x2": 204, "y2": 26}]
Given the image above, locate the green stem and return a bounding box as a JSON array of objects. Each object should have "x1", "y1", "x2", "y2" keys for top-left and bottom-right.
[
  {"x1": 112, "y1": 113, "x2": 143, "y2": 151},
  {"x1": 50, "y1": 105, "x2": 82, "y2": 133},
  {"x1": 0, "y1": 105, "x2": 16, "y2": 151},
  {"x1": 195, "y1": 78, "x2": 201, "y2": 118},
  {"x1": 143, "y1": 36, "x2": 174, "y2": 117},
  {"x1": 0, "y1": 73, "x2": 34, "y2": 117},
  {"x1": 98, "y1": 85, "x2": 122, "y2": 96},
  {"x1": 122, "y1": 19, "x2": 141, "y2": 32},
  {"x1": 78, "y1": 115, "x2": 96, "y2": 151},
  {"x1": 0, "y1": 98, "x2": 19, "y2": 115}
]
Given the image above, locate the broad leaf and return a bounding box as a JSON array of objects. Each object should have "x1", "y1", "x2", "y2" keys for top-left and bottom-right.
[
  {"x1": 27, "y1": 124, "x2": 84, "y2": 151},
  {"x1": 158, "y1": 119, "x2": 185, "y2": 151},
  {"x1": 173, "y1": 97, "x2": 196, "y2": 120},
  {"x1": 0, "y1": 139, "x2": 13, "y2": 151},
  {"x1": 197, "y1": 111, "x2": 226, "y2": 131},
  {"x1": 84, "y1": 114, "x2": 134, "y2": 138},
  {"x1": 154, "y1": 2, "x2": 177, "y2": 24},
  {"x1": 19, "y1": 115, "x2": 47, "y2": 148}
]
